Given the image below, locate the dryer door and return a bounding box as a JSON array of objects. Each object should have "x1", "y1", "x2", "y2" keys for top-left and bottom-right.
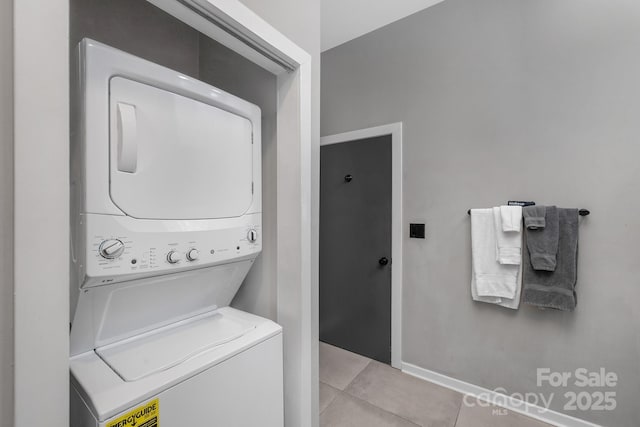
[{"x1": 108, "y1": 77, "x2": 254, "y2": 220}]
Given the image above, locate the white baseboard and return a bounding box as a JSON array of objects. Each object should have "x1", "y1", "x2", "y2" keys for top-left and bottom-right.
[{"x1": 401, "y1": 362, "x2": 602, "y2": 427}]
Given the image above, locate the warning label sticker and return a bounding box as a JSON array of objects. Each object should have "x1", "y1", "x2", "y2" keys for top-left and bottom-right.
[{"x1": 106, "y1": 398, "x2": 159, "y2": 427}]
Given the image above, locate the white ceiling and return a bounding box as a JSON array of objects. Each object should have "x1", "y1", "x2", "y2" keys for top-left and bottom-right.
[{"x1": 321, "y1": 0, "x2": 447, "y2": 52}]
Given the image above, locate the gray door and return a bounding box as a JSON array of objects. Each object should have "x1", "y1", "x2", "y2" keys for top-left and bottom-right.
[{"x1": 320, "y1": 135, "x2": 392, "y2": 364}]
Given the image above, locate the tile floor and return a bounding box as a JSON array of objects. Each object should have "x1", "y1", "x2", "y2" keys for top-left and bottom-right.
[{"x1": 319, "y1": 342, "x2": 552, "y2": 427}]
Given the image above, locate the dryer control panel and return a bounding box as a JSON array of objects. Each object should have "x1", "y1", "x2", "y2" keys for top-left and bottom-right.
[{"x1": 79, "y1": 212, "x2": 262, "y2": 287}]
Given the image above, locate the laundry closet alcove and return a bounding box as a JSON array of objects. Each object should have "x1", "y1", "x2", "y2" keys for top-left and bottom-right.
[{"x1": 12, "y1": 1, "x2": 315, "y2": 426}]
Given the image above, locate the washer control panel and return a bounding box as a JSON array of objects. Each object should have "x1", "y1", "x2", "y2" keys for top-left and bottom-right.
[{"x1": 82, "y1": 213, "x2": 262, "y2": 287}]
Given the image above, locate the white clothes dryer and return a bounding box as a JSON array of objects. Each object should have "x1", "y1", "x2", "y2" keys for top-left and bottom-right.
[{"x1": 69, "y1": 39, "x2": 282, "y2": 427}]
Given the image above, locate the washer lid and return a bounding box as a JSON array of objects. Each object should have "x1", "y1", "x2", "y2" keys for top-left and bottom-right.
[
  {"x1": 109, "y1": 77, "x2": 254, "y2": 220},
  {"x1": 96, "y1": 311, "x2": 255, "y2": 382}
]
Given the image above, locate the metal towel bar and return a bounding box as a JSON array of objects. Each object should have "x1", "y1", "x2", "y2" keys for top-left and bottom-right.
[{"x1": 467, "y1": 208, "x2": 590, "y2": 216}]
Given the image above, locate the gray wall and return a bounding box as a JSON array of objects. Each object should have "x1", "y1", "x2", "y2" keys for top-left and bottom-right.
[
  {"x1": 0, "y1": 0, "x2": 13, "y2": 424},
  {"x1": 70, "y1": 0, "x2": 278, "y2": 320},
  {"x1": 321, "y1": 1, "x2": 640, "y2": 425},
  {"x1": 70, "y1": 0, "x2": 199, "y2": 78}
]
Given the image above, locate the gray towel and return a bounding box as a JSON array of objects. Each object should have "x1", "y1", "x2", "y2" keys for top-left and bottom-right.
[
  {"x1": 523, "y1": 205, "x2": 546, "y2": 230},
  {"x1": 525, "y1": 206, "x2": 559, "y2": 271},
  {"x1": 522, "y1": 208, "x2": 579, "y2": 312}
]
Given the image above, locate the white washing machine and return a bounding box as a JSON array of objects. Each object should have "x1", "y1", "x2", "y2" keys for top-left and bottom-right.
[{"x1": 69, "y1": 39, "x2": 283, "y2": 427}]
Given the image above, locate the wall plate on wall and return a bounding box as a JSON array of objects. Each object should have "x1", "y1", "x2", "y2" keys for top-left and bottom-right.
[{"x1": 409, "y1": 223, "x2": 425, "y2": 239}]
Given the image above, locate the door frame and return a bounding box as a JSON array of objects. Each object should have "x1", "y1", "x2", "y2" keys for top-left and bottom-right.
[{"x1": 320, "y1": 123, "x2": 403, "y2": 369}]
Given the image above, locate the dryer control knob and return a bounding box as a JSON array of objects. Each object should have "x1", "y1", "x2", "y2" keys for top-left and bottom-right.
[
  {"x1": 186, "y1": 249, "x2": 199, "y2": 261},
  {"x1": 167, "y1": 250, "x2": 181, "y2": 264},
  {"x1": 247, "y1": 229, "x2": 258, "y2": 243},
  {"x1": 99, "y1": 239, "x2": 125, "y2": 259}
]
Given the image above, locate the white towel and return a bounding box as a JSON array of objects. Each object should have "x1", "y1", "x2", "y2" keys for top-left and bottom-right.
[
  {"x1": 493, "y1": 207, "x2": 522, "y2": 265},
  {"x1": 470, "y1": 208, "x2": 521, "y2": 309},
  {"x1": 500, "y1": 205, "x2": 522, "y2": 232}
]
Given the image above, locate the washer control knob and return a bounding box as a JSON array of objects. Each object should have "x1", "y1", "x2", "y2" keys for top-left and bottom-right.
[
  {"x1": 167, "y1": 250, "x2": 181, "y2": 264},
  {"x1": 186, "y1": 248, "x2": 199, "y2": 261},
  {"x1": 99, "y1": 239, "x2": 125, "y2": 259},
  {"x1": 247, "y1": 229, "x2": 258, "y2": 243}
]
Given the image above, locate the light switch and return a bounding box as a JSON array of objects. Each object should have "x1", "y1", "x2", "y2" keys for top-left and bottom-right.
[{"x1": 410, "y1": 223, "x2": 425, "y2": 239}]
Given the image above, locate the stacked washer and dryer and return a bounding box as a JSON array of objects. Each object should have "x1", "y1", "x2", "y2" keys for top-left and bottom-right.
[{"x1": 69, "y1": 39, "x2": 283, "y2": 427}]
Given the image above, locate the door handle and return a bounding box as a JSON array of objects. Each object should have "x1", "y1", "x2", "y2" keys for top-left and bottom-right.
[
  {"x1": 378, "y1": 257, "x2": 389, "y2": 266},
  {"x1": 116, "y1": 102, "x2": 138, "y2": 173}
]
